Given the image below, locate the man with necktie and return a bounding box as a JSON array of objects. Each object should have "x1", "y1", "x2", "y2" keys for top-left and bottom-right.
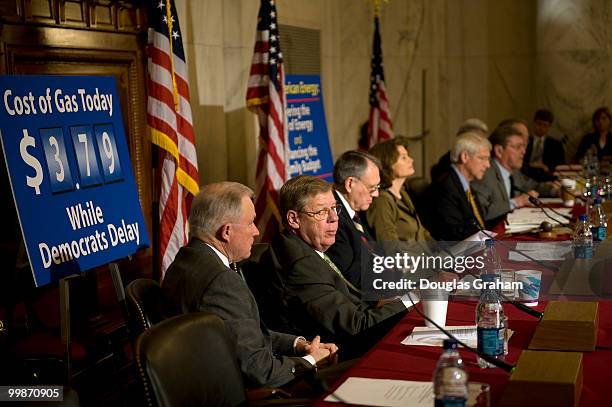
[
  {"x1": 472, "y1": 125, "x2": 557, "y2": 222},
  {"x1": 425, "y1": 132, "x2": 492, "y2": 241},
  {"x1": 162, "y1": 182, "x2": 337, "y2": 388},
  {"x1": 257, "y1": 176, "x2": 416, "y2": 357},
  {"x1": 524, "y1": 109, "x2": 565, "y2": 182},
  {"x1": 325, "y1": 150, "x2": 382, "y2": 292}
]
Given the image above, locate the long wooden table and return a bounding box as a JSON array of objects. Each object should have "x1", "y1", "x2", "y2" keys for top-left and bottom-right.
[
  {"x1": 316, "y1": 199, "x2": 612, "y2": 406},
  {"x1": 315, "y1": 299, "x2": 612, "y2": 406}
]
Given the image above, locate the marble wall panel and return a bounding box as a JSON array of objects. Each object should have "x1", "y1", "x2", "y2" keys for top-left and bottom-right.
[
  {"x1": 535, "y1": 0, "x2": 612, "y2": 159},
  {"x1": 461, "y1": 0, "x2": 489, "y2": 57},
  {"x1": 184, "y1": 0, "x2": 223, "y2": 46},
  {"x1": 487, "y1": 54, "x2": 534, "y2": 125},
  {"x1": 223, "y1": 47, "x2": 254, "y2": 112},
  {"x1": 190, "y1": 44, "x2": 225, "y2": 106},
  {"x1": 277, "y1": 0, "x2": 323, "y2": 29},
  {"x1": 173, "y1": 0, "x2": 612, "y2": 187},
  {"x1": 194, "y1": 105, "x2": 228, "y2": 182}
]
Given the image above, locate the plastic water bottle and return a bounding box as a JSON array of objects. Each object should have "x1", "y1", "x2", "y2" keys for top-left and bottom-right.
[
  {"x1": 582, "y1": 148, "x2": 599, "y2": 178},
  {"x1": 604, "y1": 174, "x2": 612, "y2": 201},
  {"x1": 482, "y1": 239, "x2": 501, "y2": 282},
  {"x1": 433, "y1": 339, "x2": 468, "y2": 407},
  {"x1": 574, "y1": 214, "x2": 593, "y2": 259},
  {"x1": 591, "y1": 198, "x2": 607, "y2": 241},
  {"x1": 476, "y1": 274, "x2": 506, "y2": 368}
]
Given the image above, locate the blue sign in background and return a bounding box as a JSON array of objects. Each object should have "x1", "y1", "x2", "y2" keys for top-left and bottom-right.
[
  {"x1": 285, "y1": 75, "x2": 334, "y2": 181},
  {"x1": 0, "y1": 75, "x2": 150, "y2": 287}
]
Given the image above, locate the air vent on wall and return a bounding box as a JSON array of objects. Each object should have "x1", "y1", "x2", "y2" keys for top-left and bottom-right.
[{"x1": 278, "y1": 24, "x2": 321, "y2": 75}]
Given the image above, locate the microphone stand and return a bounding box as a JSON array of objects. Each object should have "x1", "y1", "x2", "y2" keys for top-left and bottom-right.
[
  {"x1": 474, "y1": 221, "x2": 560, "y2": 274},
  {"x1": 527, "y1": 195, "x2": 572, "y2": 225},
  {"x1": 512, "y1": 183, "x2": 573, "y2": 224}
]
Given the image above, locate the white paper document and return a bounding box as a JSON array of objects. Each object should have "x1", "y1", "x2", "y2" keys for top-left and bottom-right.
[
  {"x1": 538, "y1": 197, "x2": 563, "y2": 204},
  {"x1": 401, "y1": 325, "x2": 478, "y2": 347},
  {"x1": 506, "y1": 207, "x2": 571, "y2": 227},
  {"x1": 514, "y1": 242, "x2": 571, "y2": 252},
  {"x1": 324, "y1": 377, "x2": 433, "y2": 407},
  {"x1": 325, "y1": 377, "x2": 488, "y2": 407},
  {"x1": 509, "y1": 241, "x2": 572, "y2": 261},
  {"x1": 509, "y1": 250, "x2": 568, "y2": 261},
  {"x1": 446, "y1": 231, "x2": 497, "y2": 257},
  {"x1": 505, "y1": 224, "x2": 538, "y2": 234}
]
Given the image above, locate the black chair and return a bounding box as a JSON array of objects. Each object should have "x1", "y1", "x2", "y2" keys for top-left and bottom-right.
[
  {"x1": 406, "y1": 176, "x2": 430, "y2": 225},
  {"x1": 135, "y1": 313, "x2": 247, "y2": 407},
  {"x1": 125, "y1": 279, "x2": 165, "y2": 341}
]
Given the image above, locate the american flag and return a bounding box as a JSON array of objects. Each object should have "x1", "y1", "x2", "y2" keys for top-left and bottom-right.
[
  {"x1": 246, "y1": 0, "x2": 288, "y2": 242},
  {"x1": 368, "y1": 15, "x2": 393, "y2": 148},
  {"x1": 147, "y1": 0, "x2": 199, "y2": 278}
]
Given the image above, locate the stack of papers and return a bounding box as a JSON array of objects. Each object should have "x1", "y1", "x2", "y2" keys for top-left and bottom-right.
[
  {"x1": 401, "y1": 325, "x2": 478, "y2": 347},
  {"x1": 508, "y1": 241, "x2": 572, "y2": 261},
  {"x1": 325, "y1": 378, "x2": 432, "y2": 406},
  {"x1": 506, "y1": 207, "x2": 572, "y2": 234},
  {"x1": 325, "y1": 377, "x2": 488, "y2": 407}
]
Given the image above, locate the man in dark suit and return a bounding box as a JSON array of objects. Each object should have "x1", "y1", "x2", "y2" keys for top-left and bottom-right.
[
  {"x1": 472, "y1": 125, "x2": 558, "y2": 222},
  {"x1": 426, "y1": 132, "x2": 492, "y2": 241},
  {"x1": 257, "y1": 176, "x2": 414, "y2": 357},
  {"x1": 524, "y1": 109, "x2": 565, "y2": 182},
  {"x1": 162, "y1": 182, "x2": 337, "y2": 388},
  {"x1": 430, "y1": 118, "x2": 489, "y2": 181},
  {"x1": 325, "y1": 151, "x2": 381, "y2": 291}
]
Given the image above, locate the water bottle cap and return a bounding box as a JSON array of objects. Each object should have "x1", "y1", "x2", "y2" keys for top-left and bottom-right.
[
  {"x1": 442, "y1": 339, "x2": 458, "y2": 350},
  {"x1": 579, "y1": 214, "x2": 588, "y2": 221},
  {"x1": 485, "y1": 239, "x2": 494, "y2": 248}
]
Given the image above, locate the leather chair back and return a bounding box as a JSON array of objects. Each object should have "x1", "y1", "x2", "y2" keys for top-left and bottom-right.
[
  {"x1": 125, "y1": 279, "x2": 165, "y2": 340},
  {"x1": 406, "y1": 176, "x2": 430, "y2": 223},
  {"x1": 135, "y1": 313, "x2": 247, "y2": 407}
]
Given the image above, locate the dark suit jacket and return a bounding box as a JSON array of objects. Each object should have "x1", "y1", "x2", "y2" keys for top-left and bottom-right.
[
  {"x1": 524, "y1": 136, "x2": 565, "y2": 181},
  {"x1": 162, "y1": 239, "x2": 312, "y2": 388},
  {"x1": 325, "y1": 190, "x2": 374, "y2": 290},
  {"x1": 424, "y1": 170, "x2": 484, "y2": 241},
  {"x1": 576, "y1": 132, "x2": 612, "y2": 161},
  {"x1": 257, "y1": 231, "x2": 407, "y2": 348},
  {"x1": 430, "y1": 151, "x2": 452, "y2": 181},
  {"x1": 472, "y1": 161, "x2": 554, "y2": 221}
]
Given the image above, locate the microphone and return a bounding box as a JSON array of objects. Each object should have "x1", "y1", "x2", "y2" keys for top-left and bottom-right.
[
  {"x1": 527, "y1": 195, "x2": 572, "y2": 223},
  {"x1": 512, "y1": 184, "x2": 572, "y2": 223},
  {"x1": 405, "y1": 293, "x2": 515, "y2": 373}
]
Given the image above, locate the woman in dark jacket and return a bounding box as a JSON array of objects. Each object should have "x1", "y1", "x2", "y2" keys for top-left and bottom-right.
[{"x1": 576, "y1": 106, "x2": 612, "y2": 161}]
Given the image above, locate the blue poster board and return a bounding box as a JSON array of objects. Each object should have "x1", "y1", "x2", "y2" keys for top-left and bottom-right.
[
  {"x1": 285, "y1": 75, "x2": 334, "y2": 181},
  {"x1": 0, "y1": 75, "x2": 150, "y2": 287}
]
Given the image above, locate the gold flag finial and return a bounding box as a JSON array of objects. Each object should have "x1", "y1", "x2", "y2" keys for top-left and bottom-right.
[{"x1": 371, "y1": 0, "x2": 389, "y2": 17}]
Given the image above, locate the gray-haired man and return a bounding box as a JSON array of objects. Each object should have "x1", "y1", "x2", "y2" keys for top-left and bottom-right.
[
  {"x1": 162, "y1": 182, "x2": 337, "y2": 388},
  {"x1": 426, "y1": 132, "x2": 492, "y2": 240}
]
